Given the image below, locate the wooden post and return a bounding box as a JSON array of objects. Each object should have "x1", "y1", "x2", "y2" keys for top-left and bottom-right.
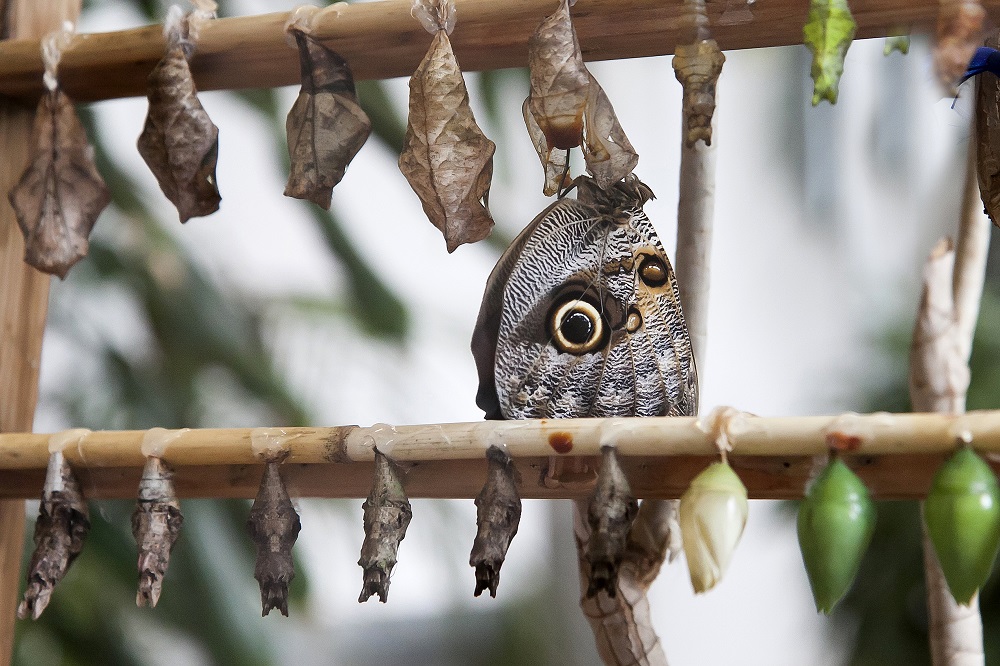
[{"x1": 0, "y1": 1, "x2": 81, "y2": 662}]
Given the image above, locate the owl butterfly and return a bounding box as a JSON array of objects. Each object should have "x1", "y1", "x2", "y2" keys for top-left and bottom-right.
[{"x1": 472, "y1": 174, "x2": 698, "y2": 423}]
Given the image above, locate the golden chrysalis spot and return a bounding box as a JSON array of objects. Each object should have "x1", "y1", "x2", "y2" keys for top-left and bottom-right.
[
  {"x1": 638, "y1": 255, "x2": 668, "y2": 287},
  {"x1": 549, "y1": 298, "x2": 605, "y2": 354}
]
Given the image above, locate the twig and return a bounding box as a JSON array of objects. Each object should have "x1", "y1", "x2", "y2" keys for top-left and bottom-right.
[{"x1": 911, "y1": 131, "x2": 991, "y2": 665}]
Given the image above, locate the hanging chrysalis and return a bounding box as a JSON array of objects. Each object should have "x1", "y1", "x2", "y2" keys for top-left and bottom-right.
[
  {"x1": 358, "y1": 449, "x2": 412, "y2": 603},
  {"x1": 672, "y1": 0, "x2": 725, "y2": 147},
  {"x1": 803, "y1": 0, "x2": 856, "y2": 105},
  {"x1": 17, "y1": 451, "x2": 90, "y2": 620},
  {"x1": 797, "y1": 458, "x2": 876, "y2": 614},
  {"x1": 584, "y1": 446, "x2": 639, "y2": 598},
  {"x1": 137, "y1": 4, "x2": 221, "y2": 223},
  {"x1": 132, "y1": 456, "x2": 183, "y2": 608},
  {"x1": 398, "y1": 0, "x2": 495, "y2": 252},
  {"x1": 284, "y1": 19, "x2": 371, "y2": 209},
  {"x1": 883, "y1": 32, "x2": 911, "y2": 56},
  {"x1": 679, "y1": 460, "x2": 748, "y2": 593},
  {"x1": 8, "y1": 24, "x2": 110, "y2": 279},
  {"x1": 933, "y1": 0, "x2": 985, "y2": 93},
  {"x1": 470, "y1": 445, "x2": 521, "y2": 598},
  {"x1": 972, "y1": 41, "x2": 1000, "y2": 228},
  {"x1": 247, "y1": 459, "x2": 301, "y2": 616},
  {"x1": 924, "y1": 447, "x2": 1000, "y2": 605},
  {"x1": 524, "y1": 0, "x2": 637, "y2": 195}
]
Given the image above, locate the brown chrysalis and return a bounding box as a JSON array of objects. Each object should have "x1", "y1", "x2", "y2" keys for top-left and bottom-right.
[
  {"x1": 358, "y1": 449, "x2": 412, "y2": 603},
  {"x1": 523, "y1": 0, "x2": 637, "y2": 194},
  {"x1": 137, "y1": 15, "x2": 221, "y2": 223},
  {"x1": 584, "y1": 446, "x2": 639, "y2": 597},
  {"x1": 285, "y1": 30, "x2": 371, "y2": 209},
  {"x1": 8, "y1": 88, "x2": 110, "y2": 278},
  {"x1": 247, "y1": 460, "x2": 301, "y2": 617},
  {"x1": 398, "y1": 0, "x2": 496, "y2": 252},
  {"x1": 132, "y1": 456, "x2": 183, "y2": 608},
  {"x1": 17, "y1": 452, "x2": 90, "y2": 620},
  {"x1": 673, "y1": 40, "x2": 725, "y2": 148},
  {"x1": 470, "y1": 445, "x2": 522, "y2": 598}
]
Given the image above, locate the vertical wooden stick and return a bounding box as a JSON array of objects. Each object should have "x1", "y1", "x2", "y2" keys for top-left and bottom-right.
[
  {"x1": 674, "y1": 132, "x2": 718, "y2": 366},
  {"x1": 0, "y1": 1, "x2": 81, "y2": 660},
  {"x1": 912, "y1": 134, "x2": 991, "y2": 666}
]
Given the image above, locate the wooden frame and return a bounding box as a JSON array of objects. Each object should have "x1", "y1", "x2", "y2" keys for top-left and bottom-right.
[{"x1": 0, "y1": 0, "x2": 995, "y2": 103}]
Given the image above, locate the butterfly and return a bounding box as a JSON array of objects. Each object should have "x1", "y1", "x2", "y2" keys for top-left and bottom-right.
[
  {"x1": 959, "y1": 43, "x2": 1000, "y2": 229},
  {"x1": 472, "y1": 174, "x2": 698, "y2": 422}
]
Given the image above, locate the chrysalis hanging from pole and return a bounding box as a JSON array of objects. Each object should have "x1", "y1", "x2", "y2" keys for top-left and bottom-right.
[
  {"x1": 8, "y1": 23, "x2": 110, "y2": 279},
  {"x1": 672, "y1": 0, "x2": 725, "y2": 147},
  {"x1": 398, "y1": 0, "x2": 496, "y2": 252},
  {"x1": 137, "y1": 3, "x2": 222, "y2": 223},
  {"x1": 284, "y1": 7, "x2": 371, "y2": 209},
  {"x1": 584, "y1": 446, "x2": 638, "y2": 597},
  {"x1": 358, "y1": 449, "x2": 412, "y2": 603},
  {"x1": 132, "y1": 456, "x2": 183, "y2": 608},
  {"x1": 247, "y1": 456, "x2": 301, "y2": 616},
  {"x1": 803, "y1": 0, "x2": 857, "y2": 105},
  {"x1": 470, "y1": 445, "x2": 521, "y2": 598},
  {"x1": 523, "y1": 0, "x2": 637, "y2": 195},
  {"x1": 17, "y1": 450, "x2": 90, "y2": 620}
]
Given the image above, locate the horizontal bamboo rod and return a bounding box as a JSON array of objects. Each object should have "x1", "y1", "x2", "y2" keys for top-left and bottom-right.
[
  {"x1": 0, "y1": 0, "x2": 992, "y2": 103},
  {"x1": 0, "y1": 410, "x2": 996, "y2": 500}
]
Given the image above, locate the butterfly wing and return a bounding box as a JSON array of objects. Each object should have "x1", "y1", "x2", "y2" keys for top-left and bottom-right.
[{"x1": 472, "y1": 178, "x2": 698, "y2": 421}]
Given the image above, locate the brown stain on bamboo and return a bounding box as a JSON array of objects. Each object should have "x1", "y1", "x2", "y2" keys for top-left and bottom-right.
[{"x1": 548, "y1": 431, "x2": 574, "y2": 454}]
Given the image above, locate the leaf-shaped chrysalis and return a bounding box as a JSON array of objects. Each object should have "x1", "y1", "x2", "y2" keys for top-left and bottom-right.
[
  {"x1": 285, "y1": 30, "x2": 371, "y2": 209},
  {"x1": 137, "y1": 17, "x2": 221, "y2": 223},
  {"x1": 523, "y1": 0, "x2": 637, "y2": 194},
  {"x1": 803, "y1": 0, "x2": 856, "y2": 105},
  {"x1": 399, "y1": 0, "x2": 495, "y2": 252},
  {"x1": 8, "y1": 88, "x2": 110, "y2": 278}
]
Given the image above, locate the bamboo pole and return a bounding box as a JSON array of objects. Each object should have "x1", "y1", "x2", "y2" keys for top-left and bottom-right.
[
  {"x1": 4, "y1": 412, "x2": 1000, "y2": 468},
  {"x1": 0, "y1": 2, "x2": 82, "y2": 663},
  {"x1": 0, "y1": 0, "x2": 991, "y2": 103},
  {"x1": 0, "y1": 411, "x2": 993, "y2": 500}
]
